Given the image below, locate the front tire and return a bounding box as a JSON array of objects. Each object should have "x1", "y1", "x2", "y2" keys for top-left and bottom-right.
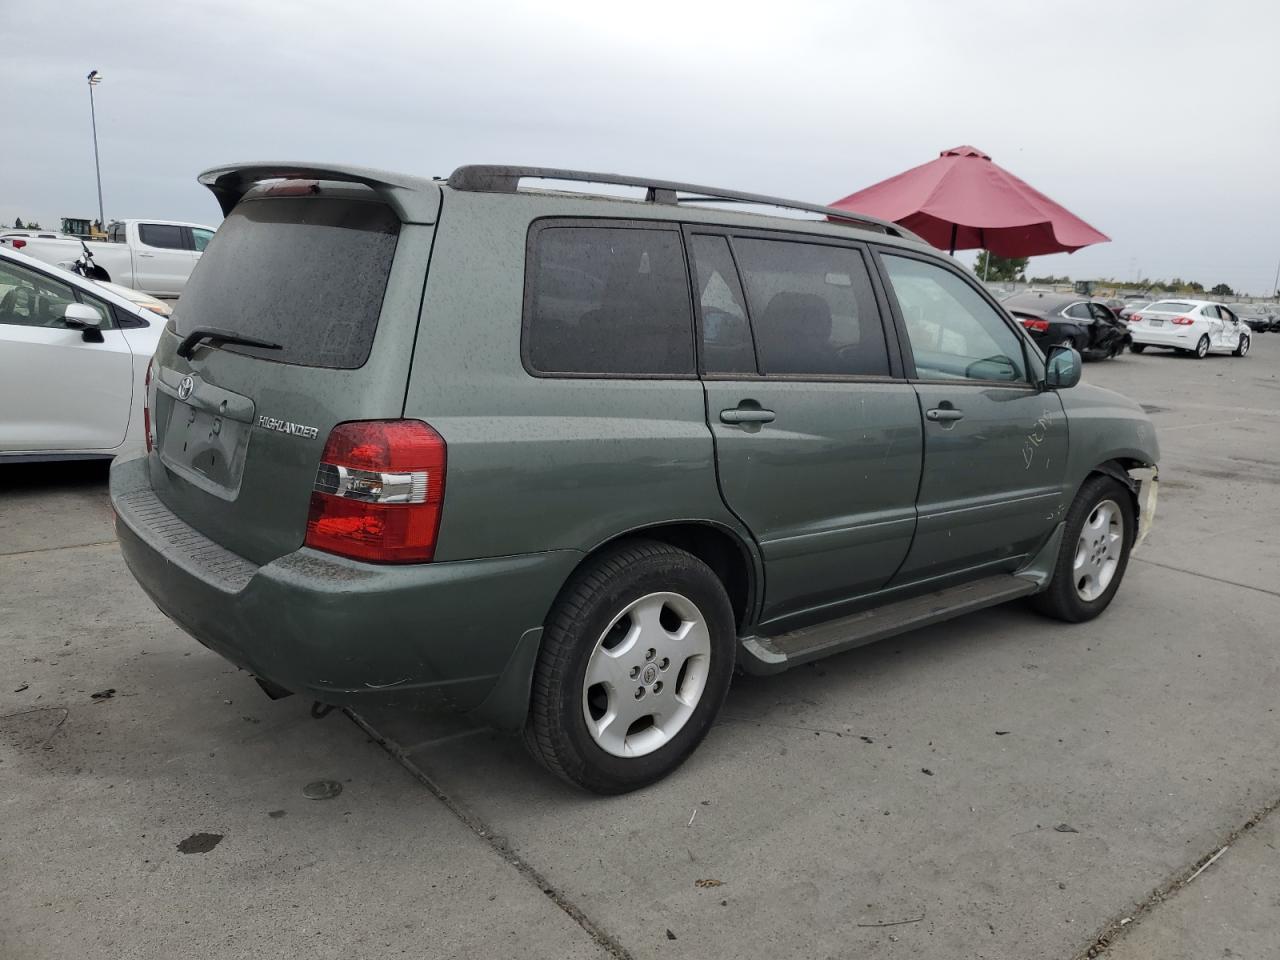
[
  {"x1": 1129, "y1": 343, "x2": 1147, "y2": 354},
  {"x1": 524, "y1": 540, "x2": 736, "y2": 794},
  {"x1": 1032, "y1": 475, "x2": 1135, "y2": 623},
  {"x1": 1234, "y1": 335, "x2": 1250, "y2": 357}
]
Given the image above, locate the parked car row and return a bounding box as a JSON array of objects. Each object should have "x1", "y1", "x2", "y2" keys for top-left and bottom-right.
[
  {"x1": 1, "y1": 218, "x2": 217, "y2": 297},
  {"x1": 1001, "y1": 291, "x2": 1259, "y2": 362}
]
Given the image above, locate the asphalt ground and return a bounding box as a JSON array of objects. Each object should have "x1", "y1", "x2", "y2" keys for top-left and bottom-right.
[{"x1": 3, "y1": 334, "x2": 1278, "y2": 959}]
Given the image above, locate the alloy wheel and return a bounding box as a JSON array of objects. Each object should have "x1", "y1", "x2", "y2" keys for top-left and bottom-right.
[
  {"x1": 581, "y1": 592, "x2": 711, "y2": 758},
  {"x1": 1073, "y1": 499, "x2": 1124, "y2": 602}
]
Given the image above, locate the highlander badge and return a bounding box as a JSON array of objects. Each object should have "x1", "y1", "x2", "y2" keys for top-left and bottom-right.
[{"x1": 257, "y1": 415, "x2": 319, "y2": 440}]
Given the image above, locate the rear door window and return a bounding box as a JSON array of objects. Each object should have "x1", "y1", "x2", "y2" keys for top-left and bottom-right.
[
  {"x1": 524, "y1": 224, "x2": 694, "y2": 377},
  {"x1": 732, "y1": 237, "x2": 889, "y2": 377},
  {"x1": 138, "y1": 223, "x2": 188, "y2": 250},
  {"x1": 173, "y1": 197, "x2": 401, "y2": 369}
]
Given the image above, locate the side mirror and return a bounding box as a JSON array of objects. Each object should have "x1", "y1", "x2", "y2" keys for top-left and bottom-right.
[
  {"x1": 1045, "y1": 344, "x2": 1082, "y2": 389},
  {"x1": 61, "y1": 302, "x2": 104, "y2": 329}
]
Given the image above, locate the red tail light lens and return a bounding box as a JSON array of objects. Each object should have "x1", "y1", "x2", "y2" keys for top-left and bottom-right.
[
  {"x1": 305, "y1": 420, "x2": 446, "y2": 563},
  {"x1": 1128, "y1": 314, "x2": 1141, "y2": 323},
  {"x1": 143, "y1": 359, "x2": 154, "y2": 452},
  {"x1": 1018, "y1": 317, "x2": 1050, "y2": 332},
  {"x1": 1172, "y1": 316, "x2": 1195, "y2": 325},
  {"x1": 10, "y1": 238, "x2": 26, "y2": 249}
]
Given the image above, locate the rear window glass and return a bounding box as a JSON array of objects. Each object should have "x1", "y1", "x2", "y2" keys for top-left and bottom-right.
[
  {"x1": 174, "y1": 197, "x2": 400, "y2": 369},
  {"x1": 1144, "y1": 301, "x2": 1196, "y2": 313},
  {"x1": 138, "y1": 223, "x2": 187, "y2": 249},
  {"x1": 733, "y1": 237, "x2": 889, "y2": 377},
  {"x1": 524, "y1": 225, "x2": 694, "y2": 376}
]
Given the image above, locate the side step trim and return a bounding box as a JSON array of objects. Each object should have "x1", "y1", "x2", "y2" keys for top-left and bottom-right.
[{"x1": 738, "y1": 574, "x2": 1038, "y2": 675}]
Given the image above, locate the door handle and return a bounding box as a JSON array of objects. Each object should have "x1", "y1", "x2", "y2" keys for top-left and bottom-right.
[
  {"x1": 925, "y1": 407, "x2": 965, "y2": 422},
  {"x1": 720, "y1": 407, "x2": 776, "y2": 425},
  {"x1": 138, "y1": 252, "x2": 155, "y2": 258}
]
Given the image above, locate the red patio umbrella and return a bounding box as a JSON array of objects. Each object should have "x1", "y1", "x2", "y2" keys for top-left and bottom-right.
[{"x1": 830, "y1": 146, "x2": 1109, "y2": 257}]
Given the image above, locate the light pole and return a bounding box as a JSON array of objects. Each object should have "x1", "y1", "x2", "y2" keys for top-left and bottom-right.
[{"x1": 87, "y1": 70, "x2": 105, "y2": 232}]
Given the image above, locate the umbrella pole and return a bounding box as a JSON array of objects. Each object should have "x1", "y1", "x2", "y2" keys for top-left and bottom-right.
[{"x1": 949, "y1": 223, "x2": 957, "y2": 256}]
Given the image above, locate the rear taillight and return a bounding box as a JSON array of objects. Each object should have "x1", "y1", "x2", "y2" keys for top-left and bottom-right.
[
  {"x1": 305, "y1": 420, "x2": 446, "y2": 563},
  {"x1": 11, "y1": 238, "x2": 26, "y2": 249},
  {"x1": 1019, "y1": 317, "x2": 1049, "y2": 332},
  {"x1": 143, "y1": 358, "x2": 154, "y2": 452},
  {"x1": 1172, "y1": 316, "x2": 1195, "y2": 325},
  {"x1": 1128, "y1": 314, "x2": 1141, "y2": 323}
]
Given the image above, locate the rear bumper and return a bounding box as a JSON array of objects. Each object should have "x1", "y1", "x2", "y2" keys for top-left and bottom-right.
[
  {"x1": 110, "y1": 455, "x2": 579, "y2": 729},
  {"x1": 1129, "y1": 324, "x2": 1200, "y2": 348}
]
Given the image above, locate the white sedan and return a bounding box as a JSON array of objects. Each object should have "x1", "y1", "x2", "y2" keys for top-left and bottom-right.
[
  {"x1": 1127, "y1": 299, "x2": 1250, "y2": 359},
  {"x1": 0, "y1": 246, "x2": 163, "y2": 461}
]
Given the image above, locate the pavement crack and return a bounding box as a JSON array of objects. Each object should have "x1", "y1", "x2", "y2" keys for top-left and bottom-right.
[
  {"x1": 346, "y1": 710, "x2": 636, "y2": 960},
  {"x1": 1073, "y1": 791, "x2": 1280, "y2": 959},
  {"x1": 1133, "y1": 556, "x2": 1280, "y2": 599},
  {"x1": 0, "y1": 539, "x2": 117, "y2": 559}
]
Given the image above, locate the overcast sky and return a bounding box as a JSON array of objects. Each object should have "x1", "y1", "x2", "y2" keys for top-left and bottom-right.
[{"x1": 3, "y1": 0, "x2": 1278, "y2": 293}]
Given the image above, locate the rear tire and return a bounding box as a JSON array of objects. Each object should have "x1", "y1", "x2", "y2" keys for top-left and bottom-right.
[
  {"x1": 524, "y1": 540, "x2": 736, "y2": 794},
  {"x1": 1194, "y1": 334, "x2": 1210, "y2": 358},
  {"x1": 1032, "y1": 474, "x2": 1135, "y2": 623},
  {"x1": 1129, "y1": 343, "x2": 1147, "y2": 354},
  {"x1": 1234, "y1": 336, "x2": 1250, "y2": 357}
]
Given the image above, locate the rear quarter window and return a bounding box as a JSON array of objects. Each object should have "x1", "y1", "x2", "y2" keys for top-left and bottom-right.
[
  {"x1": 138, "y1": 223, "x2": 188, "y2": 250},
  {"x1": 173, "y1": 197, "x2": 400, "y2": 369},
  {"x1": 524, "y1": 223, "x2": 695, "y2": 377}
]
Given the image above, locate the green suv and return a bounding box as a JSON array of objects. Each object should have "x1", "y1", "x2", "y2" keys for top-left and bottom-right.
[{"x1": 111, "y1": 163, "x2": 1159, "y2": 793}]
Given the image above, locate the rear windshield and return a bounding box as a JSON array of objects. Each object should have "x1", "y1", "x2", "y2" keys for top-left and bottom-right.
[
  {"x1": 1143, "y1": 300, "x2": 1196, "y2": 313},
  {"x1": 174, "y1": 196, "x2": 400, "y2": 368}
]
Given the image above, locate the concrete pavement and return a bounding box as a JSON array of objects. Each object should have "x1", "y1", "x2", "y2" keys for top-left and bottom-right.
[{"x1": 3, "y1": 337, "x2": 1279, "y2": 959}]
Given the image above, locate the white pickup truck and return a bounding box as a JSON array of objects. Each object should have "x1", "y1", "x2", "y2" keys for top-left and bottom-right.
[{"x1": 0, "y1": 219, "x2": 217, "y2": 297}]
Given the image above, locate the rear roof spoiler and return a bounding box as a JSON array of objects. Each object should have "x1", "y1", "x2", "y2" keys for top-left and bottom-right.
[{"x1": 198, "y1": 162, "x2": 441, "y2": 224}]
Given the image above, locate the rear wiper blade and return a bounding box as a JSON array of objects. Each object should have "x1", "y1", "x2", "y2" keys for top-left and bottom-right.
[{"x1": 176, "y1": 326, "x2": 282, "y2": 359}]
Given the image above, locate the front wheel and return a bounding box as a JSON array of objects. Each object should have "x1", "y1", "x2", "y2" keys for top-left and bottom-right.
[
  {"x1": 1032, "y1": 475, "x2": 1135, "y2": 623},
  {"x1": 524, "y1": 540, "x2": 736, "y2": 794},
  {"x1": 1129, "y1": 343, "x2": 1147, "y2": 354},
  {"x1": 1234, "y1": 336, "x2": 1250, "y2": 357},
  {"x1": 1194, "y1": 334, "x2": 1210, "y2": 358}
]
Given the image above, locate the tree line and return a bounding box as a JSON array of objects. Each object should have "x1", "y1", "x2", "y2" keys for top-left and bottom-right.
[{"x1": 975, "y1": 254, "x2": 1242, "y2": 297}]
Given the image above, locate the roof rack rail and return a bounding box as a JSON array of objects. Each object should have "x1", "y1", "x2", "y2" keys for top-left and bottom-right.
[{"x1": 446, "y1": 165, "x2": 916, "y2": 241}]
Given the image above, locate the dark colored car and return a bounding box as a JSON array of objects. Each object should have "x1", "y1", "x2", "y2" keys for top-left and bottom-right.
[
  {"x1": 1002, "y1": 292, "x2": 1131, "y2": 359},
  {"x1": 1228, "y1": 304, "x2": 1277, "y2": 333},
  {"x1": 1118, "y1": 300, "x2": 1151, "y2": 321}
]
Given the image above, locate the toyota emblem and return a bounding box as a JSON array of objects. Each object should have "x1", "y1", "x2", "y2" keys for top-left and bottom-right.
[{"x1": 177, "y1": 375, "x2": 194, "y2": 401}]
